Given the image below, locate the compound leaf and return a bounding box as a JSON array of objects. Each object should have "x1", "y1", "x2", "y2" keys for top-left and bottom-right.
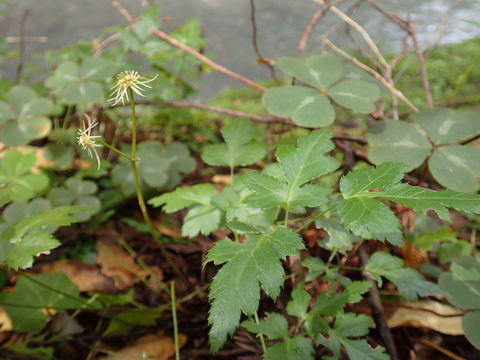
[
  {"x1": 328, "y1": 79, "x2": 381, "y2": 113},
  {"x1": 242, "y1": 313, "x2": 288, "y2": 340},
  {"x1": 149, "y1": 183, "x2": 215, "y2": 212},
  {"x1": 264, "y1": 336, "x2": 314, "y2": 360}
]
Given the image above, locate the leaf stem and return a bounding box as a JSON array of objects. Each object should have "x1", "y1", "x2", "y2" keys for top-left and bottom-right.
[
  {"x1": 96, "y1": 138, "x2": 134, "y2": 161},
  {"x1": 127, "y1": 88, "x2": 184, "y2": 279},
  {"x1": 171, "y1": 281, "x2": 181, "y2": 360},
  {"x1": 296, "y1": 205, "x2": 335, "y2": 233},
  {"x1": 254, "y1": 312, "x2": 267, "y2": 353}
]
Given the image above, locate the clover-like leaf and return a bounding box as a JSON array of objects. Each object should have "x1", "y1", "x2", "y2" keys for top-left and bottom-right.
[
  {"x1": 263, "y1": 55, "x2": 381, "y2": 127},
  {"x1": 0, "y1": 86, "x2": 52, "y2": 146},
  {"x1": 367, "y1": 120, "x2": 431, "y2": 171},
  {"x1": 414, "y1": 108, "x2": 480, "y2": 144},
  {"x1": 46, "y1": 57, "x2": 115, "y2": 104},
  {"x1": 262, "y1": 86, "x2": 334, "y2": 127},
  {"x1": 0, "y1": 149, "x2": 49, "y2": 205},
  {"x1": 0, "y1": 198, "x2": 53, "y2": 236},
  {"x1": 201, "y1": 118, "x2": 266, "y2": 170},
  {"x1": 112, "y1": 140, "x2": 196, "y2": 195},
  {"x1": 428, "y1": 145, "x2": 480, "y2": 193},
  {"x1": 48, "y1": 177, "x2": 101, "y2": 221}
]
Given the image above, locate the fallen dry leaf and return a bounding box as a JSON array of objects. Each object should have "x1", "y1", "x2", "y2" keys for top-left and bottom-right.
[
  {"x1": 212, "y1": 174, "x2": 232, "y2": 185},
  {"x1": 401, "y1": 241, "x2": 427, "y2": 269},
  {"x1": 39, "y1": 259, "x2": 118, "y2": 293},
  {"x1": 387, "y1": 300, "x2": 464, "y2": 335},
  {"x1": 99, "y1": 332, "x2": 187, "y2": 360},
  {"x1": 0, "y1": 306, "x2": 12, "y2": 332},
  {"x1": 96, "y1": 239, "x2": 151, "y2": 290}
]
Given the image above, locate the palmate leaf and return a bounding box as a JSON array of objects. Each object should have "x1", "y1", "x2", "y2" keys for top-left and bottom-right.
[
  {"x1": 206, "y1": 227, "x2": 304, "y2": 351},
  {"x1": 201, "y1": 118, "x2": 266, "y2": 169},
  {"x1": 244, "y1": 130, "x2": 338, "y2": 211},
  {"x1": 337, "y1": 162, "x2": 480, "y2": 245}
]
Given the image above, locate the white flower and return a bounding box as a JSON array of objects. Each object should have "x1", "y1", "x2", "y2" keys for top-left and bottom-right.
[
  {"x1": 77, "y1": 114, "x2": 102, "y2": 169},
  {"x1": 109, "y1": 70, "x2": 158, "y2": 106}
]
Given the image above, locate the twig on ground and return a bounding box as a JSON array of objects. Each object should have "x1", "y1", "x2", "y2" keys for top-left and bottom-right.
[
  {"x1": 359, "y1": 245, "x2": 400, "y2": 360},
  {"x1": 111, "y1": 0, "x2": 267, "y2": 92},
  {"x1": 412, "y1": 338, "x2": 465, "y2": 360},
  {"x1": 249, "y1": 0, "x2": 278, "y2": 82}
]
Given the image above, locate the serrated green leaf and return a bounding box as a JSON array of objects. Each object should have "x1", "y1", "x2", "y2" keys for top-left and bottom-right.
[
  {"x1": 270, "y1": 227, "x2": 305, "y2": 259},
  {"x1": 345, "y1": 281, "x2": 371, "y2": 303},
  {"x1": 0, "y1": 273, "x2": 82, "y2": 333},
  {"x1": 276, "y1": 54, "x2": 343, "y2": 90},
  {"x1": 182, "y1": 205, "x2": 221, "y2": 237},
  {"x1": 367, "y1": 120, "x2": 431, "y2": 171},
  {"x1": 6, "y1": 232, "x2": 60, "y2": 270},
  {"x1": 201, "y1": 119, "x2": 266, "y2": 169},
  {"x1": 262, "y1": 86, "x2": 335, "y2": 127},
  {"x1": 310, "y1": 292, "x2": 349, "y2": 317},
  {"x1": 336, "y1": 197, "x2": 402, "y2": 245},
  {"x1": 287, "y1": 282, "x2": 311, "y2": 319},
  {"x1": 302, "y1": 257, "x2": 326, "y2": 282},
  {"x1": 149, "y1": 183, "x2": 215, "y2": 212},
  {"x1": 340, "y1": 162, "x2": 407, "y2": 199},
  {"x1": 414, "y1": 108, "x2": 480, "y2": 144},
  {"x1": 340, "y1": 339, "x2": 389, "y2": 360},
  {"x1": 316, "y1": 217, "x2": 357, "y2": 253},
  {"x1": 334, "y1": 313, "x2": 372, "y2": 337},
  {"x1": 366, "y1": 252, "x2": 442, "y2": 301},
  {"x1": 207, "y1": 231, "x2": 302, "y2": 351},
  {"x1": 242, "y1": 313, "x2": 288, "y2": 340},
  {"x1": 429, "y1": 145, "x2": 480, "y2": 192},
  {"x1": 243, "y1": 173, "x2": 287, "y2": 208},
  {"x1": 328, "y1": 79, "x2": 381, "y2": 113},
  {"x1": 264, "y1": 336, "x2": 314, "y2": 360}
]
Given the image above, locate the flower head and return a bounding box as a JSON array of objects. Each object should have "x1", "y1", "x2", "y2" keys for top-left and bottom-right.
[
  {"x1": 77, "y1": 114, "x2": 102, "y2": 169},
  {"x1": 109, "y1": 70, "x2": 158, "y2": 106}
]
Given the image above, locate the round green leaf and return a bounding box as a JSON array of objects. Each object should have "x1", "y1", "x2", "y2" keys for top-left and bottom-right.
[
  {"x1": 65, "y1": 178, "x2": 98, "y2": 196},
  {"x1": 276, "y1": 54, "x2": 343, "y2": 90},
  {"x1": 463, "y1": 311, "x2": 480, "y2": 350},
  {"x1": 18, "y1": 116, "x2": 51, "y2": 140},
  {"x1": 165, "y1": 142, "x2": 197, "y2": 173},
  {"x1": 328, "y1": 79, "x2": 381, "y2": 113},
  {"x1": 62, "y1": 82, "x2": 104, "y2": 104},
  {"x1": 75, "y1": 196, "x2": 101, "y2": 221},
  {"x1": 414, "y1": 108, "x2": 480, "y2": 144},
  {"x1": 367, "y1": 120, "x2": 431, "y2": 171},
  {"x1": 8, "y1": 86, "x2": 36, "y2": 113},
  {"x1": 262, "y1": 86, "x2": 334, "y2": 127},
  {"x1": 48, "y1": 188, "x2": 75, "y2": 206},
  {"x1": 429, "y1": 145, "x2": 480, "y2": 192},
  {"x1": 80, "y1": 57, "x2": 116, "y2": 80},
  {"x1": 0, "y1": 101, "x2": 14, "y2": 123},
  {"x1": 43, "y1": 143, "x2": 74, "y2": 169}
]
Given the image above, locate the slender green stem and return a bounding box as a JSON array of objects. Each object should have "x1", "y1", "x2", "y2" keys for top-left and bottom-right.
[
  {"x1": 254, "y1": 312, "x2": 267, "y2": 353},
  {"x1": 296, "y1": 205, "x2": 335, "y2": 233},
  {"x1": 96, "y1": 138, "x2": 134, "y2": 161},
  {"x1": 171, "y1": 281, "x2": 181, "y2": 360},
  {"x1": 284, "y1": 207, "x2": 289, "y2": 228},
  {"x1": 127, "y1": 89, "x2": 183, "y2": 279},
  {"x1": 62, "y1": 105, "x2": 74, "y2": 129}
]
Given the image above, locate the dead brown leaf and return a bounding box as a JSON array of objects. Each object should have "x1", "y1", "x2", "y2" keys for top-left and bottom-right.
[
  {"x1": 387, "y1": 301, "x2": 464, "y2": 335},
  {"x1": 96, "y1": 239, "x2": 151, "y2": 290},
  {"x1": 39, "y1": 259, "x2": 119, "y2": 293},
  {"x1": 212, "y1": 174, "x2": 231, "y2": 185},
  {"x1": 401, "y1": 241, "x2": 427, "y2": 269},
  {"x1": 99, "y1": 332, "x2": 187, "y2": 360},
  {"x1": 0, "y1": 306, "x2": 12, "y2": 332}
]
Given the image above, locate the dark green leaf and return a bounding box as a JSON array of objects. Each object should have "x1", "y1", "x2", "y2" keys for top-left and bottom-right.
[{"x1": 242, "y1": 313, "x2": 288, "y2": 340}]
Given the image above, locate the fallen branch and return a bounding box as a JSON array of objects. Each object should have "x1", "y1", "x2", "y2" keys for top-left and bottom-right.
[{"x1": 111, "y1": 0, "x2": 267, "y2": 92}]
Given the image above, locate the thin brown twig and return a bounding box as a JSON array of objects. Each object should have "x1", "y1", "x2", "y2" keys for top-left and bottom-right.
[
  {"x1": 412, "y1": 338, "x2": 465, "y2": 360},
  {"x1": 15, "y1": 9, "x2": 29, "y2": 83},
  {"x1": 408, "y1": 22, "x2": 434, "y2": 108},
  {"x1": 359, "y1": 245, "x2": 400, "y2": 360},
  {"x1": 111, "y1": 0, "x2": 267, "y2": 92},
  {"x1": 124, "y1": 100, "x2": 290, "y2": 124},
  {"x1": 248, "y1": 0, "x2": 278, "y2": 82},
  {"x1": 323, "y1": 38, "x2": 419, "y2": 112}
]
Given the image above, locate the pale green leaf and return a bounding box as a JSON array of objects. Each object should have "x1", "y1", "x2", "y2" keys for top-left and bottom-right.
[
  {"x1": 243, "y1": 173, "x2": 287, "y2": 208},
  {"x1": 366, "y1": 252, "x2": 442, "y2": 301},
  {"x1": 340, "y1": 339, "x2": 389, "y2": 360},
  {"x1": 242, "y1": 313, "x2": 288, "y2": 340},
  {"x1": 6, "y1": 233, "x2": 60, "y2": 270},
  {"x1": 367, "y1": 120, "x2": 431, "y2": 171},
  {"x1": 334, "y1": 313, "x2": 372, "y2": 337},
  {"x1": 276, "y1": 54, "x2": 343, "y2": 90},
  {"x1": 328, "y1": 79, "x2": 381, "y2": 113},
  {"x1": 316, "y1": 217, "x2": 357, "y2": 253},
  {"x1": 182, "y1": 205, "x2": 221, "y2": 237},
  {"x1": 462, "y1": 311, "x2": 480, "y2": 350},
  {"x1": 429, "y1": 145, "x2": 480, "y2": 192},
  {"x1": 148, "y1": 183, "x2": 214, "y2": 212},
  {"x1": 287, "y1": 283, "x2": 311, "y2": 319},
  {"x1": 264, "y1": 336, "x2": 314, "y2": 360},
  {"x1": 414, "y1": 108, "x2": 480, "y2": 144}
]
